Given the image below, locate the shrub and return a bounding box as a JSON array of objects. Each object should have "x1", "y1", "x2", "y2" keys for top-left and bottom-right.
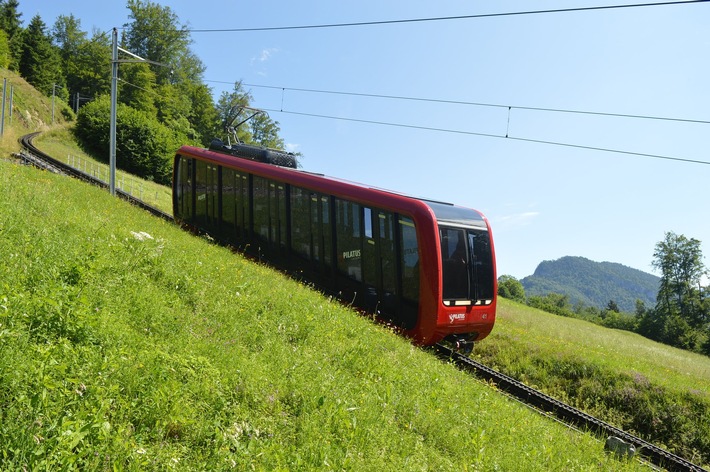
[{"x1": 74, "y1": 95, "x2": 186, "y2": 184}]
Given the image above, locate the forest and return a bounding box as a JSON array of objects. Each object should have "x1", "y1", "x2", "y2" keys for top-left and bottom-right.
[{"x1": 0, "y1": 0, "x2": 282, "y2": 184}]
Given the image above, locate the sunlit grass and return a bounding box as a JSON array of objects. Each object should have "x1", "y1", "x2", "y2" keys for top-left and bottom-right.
[{"x1": 0, "y1": 161, "x2": 647, "y2": 470}]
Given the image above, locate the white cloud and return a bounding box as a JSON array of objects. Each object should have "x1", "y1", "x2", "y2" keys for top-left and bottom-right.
[{"x1": 251, "y1": 47, "x2": 279, "y2": 66}]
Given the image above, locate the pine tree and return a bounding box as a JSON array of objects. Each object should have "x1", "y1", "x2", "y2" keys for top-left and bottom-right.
[{"x1": 19, "y1": 15, "x2": 64, "y2": 97}]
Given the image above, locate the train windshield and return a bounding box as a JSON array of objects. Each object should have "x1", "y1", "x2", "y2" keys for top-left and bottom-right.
[{"x1": 439, "y1": 226, "x2": 495, "y2": 304}]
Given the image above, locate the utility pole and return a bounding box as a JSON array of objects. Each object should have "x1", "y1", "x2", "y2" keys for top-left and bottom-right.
[
  {"x1": 109, "y1": 28, "x2": 118, "y2": 195},
  {"x1": 109, "y1": 27, "x2": 170, "y2": 197},
  {"x1": 52, "y1": 84, "x2": 62, "y2": 124},
  {"x1": 0, "y1": 78, "x2": 5, "y2": 137}
]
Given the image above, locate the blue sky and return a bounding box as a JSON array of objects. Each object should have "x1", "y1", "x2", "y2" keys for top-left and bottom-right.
[{"x1": 20, "y1": 0, "x2": 710, "y2": 280}]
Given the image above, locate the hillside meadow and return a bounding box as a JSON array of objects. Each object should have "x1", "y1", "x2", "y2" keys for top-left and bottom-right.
[
  {"x1": 0, "y1": 161, "x2": 650, "y2": 470},
  {"x1": 475, "y1": 299, "x2": 710, "y2": 466}
]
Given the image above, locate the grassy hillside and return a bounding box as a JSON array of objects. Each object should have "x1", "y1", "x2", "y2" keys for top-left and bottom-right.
[
  {"x1": 0, "y1": 68, "x2": 73, "y2": 157},
  {"x1": 474, "y1": 298, "x2": 710, "y2": 466},
  {"x1": 0, "y1": 162, "x2": 648, "y2": 470}
]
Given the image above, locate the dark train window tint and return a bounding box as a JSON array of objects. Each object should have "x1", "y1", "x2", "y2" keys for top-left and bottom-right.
[
  {"x1": 236, "y1": 173, "x2": 249, "y2": 238},
  {"x1": 176, "y1": 156, "x2": 193, "y2": 220},
  {"x1": 379, "y1": 211, "x2": 397, "y2": 295},
  {"x1": 222, "y1": 168, "x2": 236, "y2": 231},
  {"x1": 440, "y1": 227, "x2": 495, "y2": 301},
  {"x1": 253, "y1": 176, "x2": 269, "y2": 241},
  {"x1": 440, "y1": 227, "x2": 469, "y2": 300},
  {"x1": 290, "y1": 186, "x2": 311, "y2": 260},
  {"x1": 363, "y1": 207, "x2": 377, "y2": 288},
  {"x1": 470, "y1": 230, "x2": 495, "y2": 300},
  {"x1": 321, "y1": 196, "x2": 332, "y2": 268},
  {"x1": 399, "y1": 217, "x2": 419, "y2": 302},
  {"x1": 336, "y1": 199, "x2": 362, "y2": 281},
  {"x1": 195, "y1": 159, "x2": 208, "y2": 224}
]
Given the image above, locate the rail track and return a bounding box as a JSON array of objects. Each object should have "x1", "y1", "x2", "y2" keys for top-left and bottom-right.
[
  {"x1": 16, "y1": 132, "x2": 172, "y2": 222},
  {"x1": 17, "y1": 132, "x2": 708, "y2": 472}
]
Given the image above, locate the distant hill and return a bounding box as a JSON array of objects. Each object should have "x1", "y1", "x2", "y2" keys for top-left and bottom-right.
[{"x1": 520, "y1": 256, "x2": 659, "y2": 312}]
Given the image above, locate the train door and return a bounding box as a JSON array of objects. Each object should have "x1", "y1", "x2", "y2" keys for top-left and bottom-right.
[
  {"x1": 362, "y1": 208, "x2": 398, "y2": 316},
  {"x1": 194, "y1": 159, "x2": 218, "y2": 231},
  {"x1": 252, "y1": 176, "x2": 287, "y2": 256},
  {"x1": 397, "y1": 216, "x2": 420, "y2": 329},
  {"x1": 335, "y1": 199, "x2": 363, "y2": 302},
  {"x1": 289, "y1": 188, "x2": 334, "y2": 286}
]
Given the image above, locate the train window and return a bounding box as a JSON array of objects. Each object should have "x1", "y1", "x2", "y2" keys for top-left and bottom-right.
[
  {"x1": 399, "y1": 217, "x2": 419, "y2": 303},
  {"x1": 320, "y1": 195, "x2": 332, "y2": 269},
  {"x1": 364, "y1": 208, "x2": 373, "y2": 238},
  {"x1": 363, "y1": 207, "x2": 377, "y2": 289},
  {"x1": 440, "y1": 227, "x2": 495, "y2": 301},
  {"x1": 290, "y1": 186, "x2": 311, "y2": 260},
  {"x1": 440, "y1": 227, "x2": 469, "y2": 300},
  {"x1": 276, "y1": 183, "x2": 287, "y2": 250},
  {"x1": 208, "y1": 163, "x2": 219, "y2": 226},
  {"x1": 236, "y1": 173, "x2": 249, "y2": 238},
  {"x1": 469, "y1": 229, "x2": 495, "y2": 301},
  {"x1": 253, "y1": 176, "x2": 269, "y2": 242},
  {"x1": 335, "y1": 199, "x2": 362, "y2": 281},
  {"x1": 195, "y1": 160, "x2": 208, "y2": 225},
  {"x1": 379, "y1": 211, "x2": 397, "y2": 296},
  {"x1": 219, "y1": 168, "x2": 249, "y2": 242},
  {"x1": 222, "y1": 168, "x2": 236, "y2": 233},
  {"x1": 176, "y1": 156, "x2": 193, "y2": 220}
]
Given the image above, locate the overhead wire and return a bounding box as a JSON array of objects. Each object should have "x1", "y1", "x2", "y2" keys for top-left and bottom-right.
[
  {"x1": 188, "y1": 1, "x2": 709, "y2": 32},
  {"x1": 231, "y1": 82, "x2": 710, "y2": 126},
  {"x1": 259, "y1": 108, "x2": 710, "y2": 166},
  {"x1": 200, "y1": 79, "x2": 710, "y2": 165}
]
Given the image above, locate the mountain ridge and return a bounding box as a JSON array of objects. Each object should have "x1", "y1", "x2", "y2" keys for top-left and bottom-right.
[{"x1": 520, "y1": 256, "x2": 659, "y2": 312}]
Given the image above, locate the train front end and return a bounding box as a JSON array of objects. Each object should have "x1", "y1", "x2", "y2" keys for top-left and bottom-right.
[{"x1": 424, "y1": 201, "x2": 497, "y2": 353}]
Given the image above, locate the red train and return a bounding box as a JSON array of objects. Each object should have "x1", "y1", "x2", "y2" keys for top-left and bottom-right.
[{"x1": 172, "y1": 144, "x2": 497, "y2": 352}]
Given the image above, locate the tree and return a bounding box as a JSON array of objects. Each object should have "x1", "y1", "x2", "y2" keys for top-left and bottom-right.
[
  {"x1": 69, "y1": 30, "x2": 112, "y2": 105},
  {"x1": 0, "y1": 29, "x2": 9, "y2": 68},
  {"x1": 122, "y1": 0, "x2": 192, "y2": 85},
  {"x1": 215, "y1": 82, "x2": 255, "y2": 143},
  {"x1": 250, "y1": 112, "x2": 285, "y2": 149},
  {"x1": 497, "y1": 275, "x2": 525, "y2": 302},
  {"x1": 606, "y1": 300, "x2": 620, "y2": 313},
  {"x1": 18, "y1": 15, "x2": 65, "y2": 98},
  {"x1": 119, "y1": 62, "x2": 158, "y2": 116},
  {"x1": 653, "y1": 231, "x2": 707, "y2": 329},
  {"x1": 0, "y1": 0, "x2": 22, "y2": 70}
]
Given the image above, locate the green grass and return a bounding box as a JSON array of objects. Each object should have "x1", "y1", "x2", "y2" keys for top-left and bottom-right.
[
  {"x1": 0, "y1": 161, "x2": 647, "y2": 470},
  {"x1": 475, "y1": 298, "x2": 710, "y2": 466}
]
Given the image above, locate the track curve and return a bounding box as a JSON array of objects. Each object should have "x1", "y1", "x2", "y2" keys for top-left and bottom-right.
[{"x1": 17, "y1": 132, "x2": 172, "y2": 222}]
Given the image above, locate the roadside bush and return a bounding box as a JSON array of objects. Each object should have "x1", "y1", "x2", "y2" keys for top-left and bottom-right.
[{"x1": 74, "y1": 95, "x2": 186, "y2": 184}]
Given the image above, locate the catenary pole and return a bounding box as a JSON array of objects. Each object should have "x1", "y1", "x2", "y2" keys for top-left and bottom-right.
[{"x1": 109, "y1": 28, "x2": 118, "y2": 196}]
